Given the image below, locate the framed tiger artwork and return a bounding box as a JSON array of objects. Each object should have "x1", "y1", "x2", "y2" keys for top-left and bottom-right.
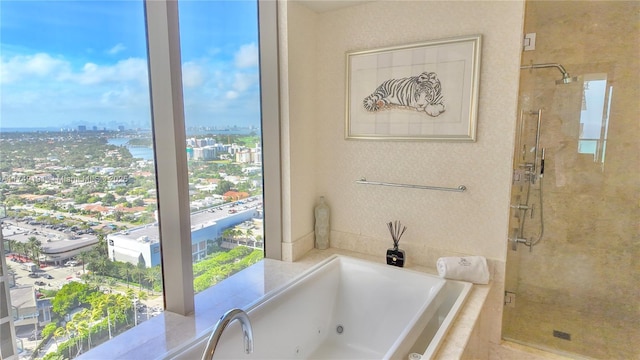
[{"x1": 345, "y1": 35, "x2": 481, "y2": 141}]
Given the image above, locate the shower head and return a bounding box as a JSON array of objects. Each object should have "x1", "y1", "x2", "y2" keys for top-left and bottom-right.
[
  {"x1": 555, "y1": 74, "x2": 579, "y2": 85},
  {"x1": 520, "y1": 62, "x2": 579, "y2": 85}
]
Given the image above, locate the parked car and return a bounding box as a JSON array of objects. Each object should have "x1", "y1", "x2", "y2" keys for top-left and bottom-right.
[{"x1": 28, "y1": 330, "x2": 42, "y2": 341}]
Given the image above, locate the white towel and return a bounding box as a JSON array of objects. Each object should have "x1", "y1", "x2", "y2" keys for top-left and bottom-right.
[{"x1": 436, "y1": 256, "x2": 490, "y2": 284}]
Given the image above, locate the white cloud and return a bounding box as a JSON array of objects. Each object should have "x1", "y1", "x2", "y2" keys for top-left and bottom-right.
[
  {"x1": 232, "y1": 72, "x2": 257, "y2": 92},
  {"x1": 1, "y1": 51, "x2": 233, "y2": 98},
  {"x1": 0, "y1": 50, "x2": 261, "y2": 128},
  {"x1": 0, "y1": 52, "x2": 152, "y2": 127},
  {"x1": 101, "y1": 88, "x2": 128, "y2": 105},
  {"x1": 0, "y1": 53, "x2": 69, "y2": 83},
  {"x1": 182, "y1": 61, "x2": 204, "y2": 88},
  {"x1": 100, "y1": 86, "x2": 147, "y2": 107},
  {"x1": 234, "y1": 43, "x2": 258, "y2": 69},
  {"x1": 107, "y1": 43, "x2": 126, "y2": 55},
  {"x1": 70, "y1": 58, "x2": 148, "y2": 85}
]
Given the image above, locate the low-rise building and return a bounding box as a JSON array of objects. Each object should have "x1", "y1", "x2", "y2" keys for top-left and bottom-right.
[
  {"x1": 9, "y1": 286, "x2": 38, "y2": 327},
  {"x1": 2, "y1": 225, "x2": 98, "y2": 266},
  {"x1": 39, "y1": 235, "x2": 99, "y2": 265},
  {"x1": 107, "y1": 200, "x2": 261, "y2": 267}
]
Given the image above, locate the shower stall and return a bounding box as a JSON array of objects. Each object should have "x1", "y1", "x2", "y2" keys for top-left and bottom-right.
[{"x1": 502, "y1": 1, "x2": 639, "y2": 359}]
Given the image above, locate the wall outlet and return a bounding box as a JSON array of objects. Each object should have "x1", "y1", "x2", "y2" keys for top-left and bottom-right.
[{"x1": 504, "y1": 291, "x2": 516, "y2": 308}]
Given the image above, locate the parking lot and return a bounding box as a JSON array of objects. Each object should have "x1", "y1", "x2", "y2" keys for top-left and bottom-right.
[
  {"x1": 7, "y1": 253, "x2": 164, "y2": 301},
  {"x1": 7, "y1": 256, "x2": 85, "y2": 291}
]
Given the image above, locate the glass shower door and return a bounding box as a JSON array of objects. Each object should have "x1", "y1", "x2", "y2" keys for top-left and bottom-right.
[{"x1": 502, "y1": 1, "x2": 639, "y2": 359}]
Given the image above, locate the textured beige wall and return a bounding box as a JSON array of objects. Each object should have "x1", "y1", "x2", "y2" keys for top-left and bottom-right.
[
  {"x1": 280, "y1": 3, "x2": 526, "y2": 352},
  {"x1": 281, "y1": 0, "x2": 525, "y2": 355},
  {"x1": 279, "y1": 1, "x2": 319, "y2": 260},
  {"x1": 307, "y1": 0, "x2": 524, "y2": 263}
]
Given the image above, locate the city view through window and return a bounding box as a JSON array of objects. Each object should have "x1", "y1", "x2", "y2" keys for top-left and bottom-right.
[{"x1": 0, "y1": 1, "x2": 264, "y2": 359}]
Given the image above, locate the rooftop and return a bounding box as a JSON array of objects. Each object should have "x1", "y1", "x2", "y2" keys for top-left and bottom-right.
[
  {"x1": 2, "y1": 223, "x2": 98, "y2": 255},
  {"x1": 9, "y1": 286, "x2": 36, "y2": 309},
  {"x1": 109, "y1": 196, "x2": 262, "y2": 244}
]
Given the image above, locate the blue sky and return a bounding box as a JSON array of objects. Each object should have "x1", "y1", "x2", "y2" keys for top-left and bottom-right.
[{"x1": 0, "y1": 0, "x2": 261, "y2": 129}]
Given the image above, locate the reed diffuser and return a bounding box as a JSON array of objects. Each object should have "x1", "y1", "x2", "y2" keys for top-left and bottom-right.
[{"x1": 386, "y1": 221, "x2": 406, "y2": 267}]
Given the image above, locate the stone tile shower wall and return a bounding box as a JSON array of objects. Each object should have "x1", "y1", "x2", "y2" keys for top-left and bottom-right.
[{"x1": 503, "y1": 1, "x2": 639, "y2": 358}]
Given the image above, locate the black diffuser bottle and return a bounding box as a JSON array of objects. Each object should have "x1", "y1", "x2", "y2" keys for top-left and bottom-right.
[{"x1": 386, "y1": 221, "x2": 406, "y2": 267}]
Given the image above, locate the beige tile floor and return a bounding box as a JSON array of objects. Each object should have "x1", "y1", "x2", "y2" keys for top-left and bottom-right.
[{"x1": 502, "y1": 298, "x2": 639, "y2": 360}]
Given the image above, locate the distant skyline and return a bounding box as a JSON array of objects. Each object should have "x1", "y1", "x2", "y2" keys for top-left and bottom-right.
[{"x1": 0, "y1": 1, "x2": 261, "y2": 129}]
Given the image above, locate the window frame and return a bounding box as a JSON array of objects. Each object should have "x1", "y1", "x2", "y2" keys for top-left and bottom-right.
[
  {"x1": 1, "y1": 235, "x2": 19, "y2": 359},
  {"x1": 144, "y1": 0, "x2": 281, "y2": 316}
]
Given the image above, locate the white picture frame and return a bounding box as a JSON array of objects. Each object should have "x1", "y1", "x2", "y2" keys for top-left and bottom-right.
[{"x1": 345, "y1": 35, "x2": 482, "y2": 141}]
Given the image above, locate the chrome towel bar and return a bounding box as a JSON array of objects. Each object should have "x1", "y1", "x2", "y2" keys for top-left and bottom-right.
[{"x1": 356, "y1": 178, "x2": 467, "y2": 192}]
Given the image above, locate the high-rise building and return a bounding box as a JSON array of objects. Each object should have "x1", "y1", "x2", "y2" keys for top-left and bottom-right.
[
  {"x1": 0, "y1": 211, "x2": 18, "y2": 360},
  {"x1": 193, "y1": 146, "x2": 217, "y2": 160}
]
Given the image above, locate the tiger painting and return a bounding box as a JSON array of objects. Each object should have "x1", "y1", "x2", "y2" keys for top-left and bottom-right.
[{"x1": 362, "y1": 71, "x2": 445, "y2": 117}]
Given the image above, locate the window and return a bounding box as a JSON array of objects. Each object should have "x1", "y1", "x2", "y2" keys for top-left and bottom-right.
[
  {"x1": 1, "y1": 0, "x2": 280, "y2": 358},
  {"x1": 0, "y1": 251, "x2": 18, "y2": 359},
  {"x1": 578, "y1": 73, "x2": 612, "y2": 167},
  {"x1": 177, "y1": 0, "x2": 265, "y2": 294},
  {"x1": 1, "y1": 322, "x2": 16, "y2": 358},
  {"x1": 0, "y1": 1, "x2": 164, "y2": 357}
]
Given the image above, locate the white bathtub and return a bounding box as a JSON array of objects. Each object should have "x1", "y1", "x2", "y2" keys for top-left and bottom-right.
[{"x1": 167, "y1": 255, "x2": 472, "y2": 360}]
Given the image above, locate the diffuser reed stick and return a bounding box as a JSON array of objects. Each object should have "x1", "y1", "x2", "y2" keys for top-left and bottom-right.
[
  {"x1": 387, "y1": 220, "x2": 407, "y2": 249},
  {"x1": 386, "y1": 221, "x2": 406, "y2": 267}
]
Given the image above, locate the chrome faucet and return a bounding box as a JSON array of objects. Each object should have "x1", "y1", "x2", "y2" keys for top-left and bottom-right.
[{"x1": 201, "y1": 308, "x2": 254, "y2": 360}]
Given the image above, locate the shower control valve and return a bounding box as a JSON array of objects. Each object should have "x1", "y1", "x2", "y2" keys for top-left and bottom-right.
[
  {"x1": 510, "y1": 203, "x2": 530, "y2": 210},
  {"x1": 510, "y1": 236, "x2": 528, "y2": 251},
  {"x1": 518, "y1": 162, "x2": 534, "y2": 170},
  {"x1": 510, "y1": 203, "x2": 536, "y2": 219}
]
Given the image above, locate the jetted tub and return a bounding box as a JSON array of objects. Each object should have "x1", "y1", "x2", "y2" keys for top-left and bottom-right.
[{"x1": 167, "y1": 255, "x2": 472, "y2": 360}]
